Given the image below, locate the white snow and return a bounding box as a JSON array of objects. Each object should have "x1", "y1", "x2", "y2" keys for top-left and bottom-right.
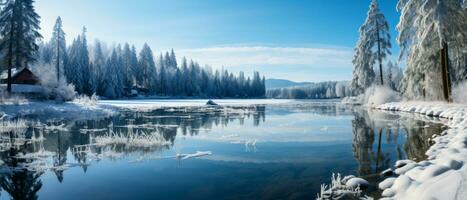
[
  {"x1": 376, "y1": 101, "x2": 467, "y2": 200},
  {"x1": 316, "y1": 173, "x2": 366, "y2": 200},
  {"x1": 345, "y1": 177, "x2": 369, "y2": 189}
]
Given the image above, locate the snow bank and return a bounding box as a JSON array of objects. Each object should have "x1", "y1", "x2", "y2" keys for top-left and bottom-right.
[{"x1": 376, "y1": 102, "x2": 467, "y2": 200}]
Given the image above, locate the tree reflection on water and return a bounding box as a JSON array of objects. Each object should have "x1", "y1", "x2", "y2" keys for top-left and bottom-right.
[
  {"x1": 0, "y1": 104, "x2": 445, "y2": 200},
  {"x1": 351, "y1": 109, "x2": 444, "y2": 198},
  {"x1": 0, "y1": 106, "x2": 265, "y2": 198}
]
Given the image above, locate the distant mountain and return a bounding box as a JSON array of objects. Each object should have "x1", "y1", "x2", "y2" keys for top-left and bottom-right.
[{"x1": 265, "y1": 79, "x2": 311, "y2": 89}]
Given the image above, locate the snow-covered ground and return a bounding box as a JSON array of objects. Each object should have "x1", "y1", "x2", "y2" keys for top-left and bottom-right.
[{"x1": 376, "y1": 101, "x2": 467, "y2": 200}]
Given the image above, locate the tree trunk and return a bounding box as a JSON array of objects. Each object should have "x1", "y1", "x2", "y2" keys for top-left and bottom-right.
[
  {"x1": 422, "y1": 73, "x2": 426, "y2": 99},
  {"x1": 56, "y1": 33, "x2": 60, "y2": 82},
  {"x1": 57, "y1": 31, "x2": 60, "y2": 81},
  {"x1": 440, "y1": 42, "x2": 452, "y2": 102},
  {"x1": 375, "y1": 128, "x2": 383, "y2": 173},
  {"x1": 376, "y1": 22, "x2": 384, "y2": 85},
  {"x1": 6, "y1": 40, "x2": 13, "y2": 94},
  {"x1": 6, "y1": 8, "x2": 16, "y2": 94}
]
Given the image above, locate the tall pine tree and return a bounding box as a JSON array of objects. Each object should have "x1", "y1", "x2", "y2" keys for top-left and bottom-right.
[
  {"x1": 50, "y1": 16, "x2": 66, "y2": 82},
  {"x1": 351, "y1": 0, "x2": 391, "y2": 94},
  {"x1": 0, "y1": 0, "x2": 42, "y2": 93}
]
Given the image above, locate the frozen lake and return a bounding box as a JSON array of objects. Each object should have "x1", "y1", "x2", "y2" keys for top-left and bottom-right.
[{"x1": 0, "y1": 100, "x2": 444, "y2": 199}]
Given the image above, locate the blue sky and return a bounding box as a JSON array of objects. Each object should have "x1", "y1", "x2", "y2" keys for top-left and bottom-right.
[{"x1": 36, "y1": 0, "x2": 401, "y2": 82}]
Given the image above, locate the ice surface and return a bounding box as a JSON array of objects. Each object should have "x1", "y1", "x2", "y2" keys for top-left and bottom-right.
[
  {"x1": 177, "y1": 151, "x2": 212, "y2": 160},
  {"x1": 98, "y1": 99, "x2": 297, "y2": 109}
]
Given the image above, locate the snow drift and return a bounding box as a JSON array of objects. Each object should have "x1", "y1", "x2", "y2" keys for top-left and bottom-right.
[{"x1": 376, "y1": 102, "x2": 467, "y2": 200}]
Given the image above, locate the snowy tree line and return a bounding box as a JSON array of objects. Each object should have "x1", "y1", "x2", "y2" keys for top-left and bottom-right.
[
  {"x1": 38, "y1": 23, "x2": 266, "y2": 99},
  {"x1": 0, "y1": 0, "x2": 266, "y2": 99},
  {"x1": 266, "y1": 81, "x2": 351, "y2": 99},
  {"x1": 351, "y1": 0, "x2": 467, "y2": 101}
]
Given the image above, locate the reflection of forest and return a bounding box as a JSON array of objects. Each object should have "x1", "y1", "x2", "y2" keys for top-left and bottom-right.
[
  {"x1": 272, "y1": 102, "x2": 355, "y2": 117},
  {"x1": 0, "y1": 106, "x2": 265, "y2": 198},
  {"x1": 351, "y1": 108, "x2": 443, "y2": 182}
]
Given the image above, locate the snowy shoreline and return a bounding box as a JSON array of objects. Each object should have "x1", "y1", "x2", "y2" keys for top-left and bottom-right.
[{"x1": 375, "y1": 102, "x2": 467, "y2": 200}]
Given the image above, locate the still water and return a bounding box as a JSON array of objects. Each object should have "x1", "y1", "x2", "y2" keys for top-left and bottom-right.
[{"x1": 0, "y1": 101, "x2": 444, "y2": 199}]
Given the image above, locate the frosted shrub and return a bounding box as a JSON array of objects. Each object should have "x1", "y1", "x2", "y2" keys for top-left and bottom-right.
[
  {"x1": 316, "y1": 173, "x2": 366, "y2": 200},
  {"x1": 94, "y1": 130, "x2": 171, "y2": 148},
  {"x1": 453, "y1": 81, "x2": 467, "y2": 104},
  {"x1": 363, "y1": 85, "x2": 401, "y2": 107},
  {"x1": 341, "y1": 85, "x2": 400, "y2": 106},
  {"x1": 73, "y1": 93, "x2": 99, "y2": 106},
  {"x1": 34, "y1": 63, "x2": 77, "y2": 101}
]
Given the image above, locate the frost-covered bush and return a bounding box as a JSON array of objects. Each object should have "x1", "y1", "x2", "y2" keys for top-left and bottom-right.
[
  {"x1": 363, "y1": 85, "x2": 401, "y2": 107},
  {"x1": 34, "y1": 63, "x2": 77, "y2": 101},
  {"x1": 316, "y1": 173, "x2": 368, "y2": 200},
  {"x1": 453, "y1": 81, "x2": 467, "y2": 104},
  {"x1": 73, "y1": 93, "x2": 99, "y2": 106},
  {"x1": 341, "y1": 85, "x2": 401, "y2": 106}
]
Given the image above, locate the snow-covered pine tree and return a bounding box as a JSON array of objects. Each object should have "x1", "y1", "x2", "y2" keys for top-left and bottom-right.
[
  {"x1": 0, "y1": 0, "x2": 42, "y2": 93},
  {"x1": 351, "y1": 0, "x2": 391, "y2": 95},
  {"x1": 91, "y1": 40, "x2": 107, "y2": 96},
  {"x1": 385, "y1": 61, "x2": 404, "y2": 91},
  {"x1": 122, "y1": 43, "x2": 134, "y2": 90},
  {"x1": 66, "y1": 37, "x2": 80, "y2": 90},
  {"x1": 156, "y1": 54, "x2": 167, "y2": 95},
  {"x1": 129, "y1": 45, "x2": 139, "y2": 87},
  {"x1": 67, "y1": 27, "x2": 91, "y2": 95},
  {"x1": 138, "y1": 43, "x2": 156, "y2": 94},
  {"x1": 103, "y1": 49, "x2": 124, "y2": 98},
  {"x1": 38, "y1": 41, "x2": 53, "y2": 64},
  {"x1": 237, "y1": 71, "x2": 246, "y2": 97},
  {"x1": 188, "y1": 60, "x2": 201, "y2": 96},
  {"x1": 179, "y1": 57, "x2": 189, "y2": 95},
  {"x1": 50, "y1": 16, "x2": 66, "y2": 82},
  {"x1": 398, "y1": 0, "x2": 467, "y2": 100},
  {"x1": 169, "y1": 49, "x2": 177, "y2": 69}
]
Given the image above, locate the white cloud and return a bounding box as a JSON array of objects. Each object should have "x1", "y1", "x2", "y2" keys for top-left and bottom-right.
[{"x1": 177, "y1": 46, "x2": 353, "y2": 68}]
